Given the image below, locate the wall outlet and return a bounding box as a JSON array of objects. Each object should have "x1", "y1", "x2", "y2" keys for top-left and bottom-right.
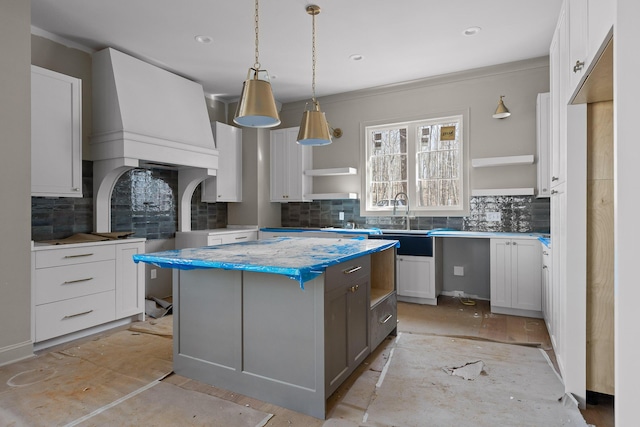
[
  {"x1": 486, "y1": 212, "x2": 501, "y2": 222},
  {"x1": 150, "y1": 269, "x2": 157, "y2": 279},
  {"x1": 453, "y1": 266, "x2": 464, "y2": 276},
  {"x1": 339, "y1": 211, "x2": 344, "y2": 221}
]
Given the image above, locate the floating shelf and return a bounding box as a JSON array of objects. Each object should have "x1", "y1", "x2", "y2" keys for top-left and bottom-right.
[
  {"x1": 305, "y1": 193, "x2": 358, "y2": 200},
  {"x1": 304, "y1": 167, "x2": 357, "y2": 176},
  {"x1": 471, "y1": 155, "x2": 534, "y2": 168},
  {"x1": 471, "y1": 188, "x2": 535, "y2": 196}
]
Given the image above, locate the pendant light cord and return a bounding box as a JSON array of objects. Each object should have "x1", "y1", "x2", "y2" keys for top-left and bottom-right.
[
  {"x1": 254, "y1": 0, "x2": 260, "y2": 69},
  {"x1": 311, "y1": 10, "x2": 317, "y2": 103}
]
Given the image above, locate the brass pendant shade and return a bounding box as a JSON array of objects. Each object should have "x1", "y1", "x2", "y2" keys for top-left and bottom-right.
[
  {"x1": 234, "y1": 0, "x2": 281, "y2": 128},
  {"x1": 297, "y1": 4, "x2": 332, "y2": 146},
  {"x1": 234, "y1": 68, "x2": 281, "y2": 128},
  {"x1": 297, "y1": 102, "x2": 332, "y2": 146},
  {"x1": 492, "y1": 95, "x2": 511, "y2": 119}
]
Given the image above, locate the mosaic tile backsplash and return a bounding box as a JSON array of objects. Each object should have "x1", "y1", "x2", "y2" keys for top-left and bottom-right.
[
  {"x1": 31, "y1": 161, "x2": 226, "y2": 241},
  {"x1": 281, "y1": 196, "x2": 550, "y2": 233}
]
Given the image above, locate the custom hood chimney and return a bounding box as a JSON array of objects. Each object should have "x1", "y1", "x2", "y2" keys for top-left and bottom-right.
[{"x1": 90, "y1": 48, "x2": 218, "y2": 232}]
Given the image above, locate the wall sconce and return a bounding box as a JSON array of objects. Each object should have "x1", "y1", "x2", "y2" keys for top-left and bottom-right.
[{"x1": 492, "y1": 95, "x2": 511, "y2": 119}]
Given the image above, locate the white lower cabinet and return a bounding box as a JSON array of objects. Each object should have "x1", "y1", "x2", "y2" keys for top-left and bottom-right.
[
  {"x1": 396, "y1": 255, "x2": 436, "y2": 305},
  {"x1": 490, "y1": 238, "x2": 542, "y2": 318},
  {"x1": 541, "y1": 243, "x2": 552, "y2": 332},
  {"x1": 32, "y1": 239, "x2": 146, "y2": 344},
  {"x1": 175, "y1": 229, "x2": 258, "y2": 249}
]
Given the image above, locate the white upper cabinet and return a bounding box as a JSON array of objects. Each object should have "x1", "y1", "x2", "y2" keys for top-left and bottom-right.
[
  {"x1": 31, "y1": 66, "x2": 82, "y2": 198},
  {"x1": 536, "y1": 92, "x2": 551, "y2": 197},
  {"x1": 270, "y1": 127, "x2": 313, "y2": 202},
  {"x1": 568, "y1": 0, "x2": 588, "y2": 93},
  {"x1": 550, "y1": 5, "x2": 568, "y2": 187},
  {"x1": 202, "y1": 122, "x2": 242, "y2": 203}
]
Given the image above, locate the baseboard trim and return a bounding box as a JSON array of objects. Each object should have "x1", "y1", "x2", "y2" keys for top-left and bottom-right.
[{"x1": 0, "y1": 340, "x2": 34, "y2": 367}]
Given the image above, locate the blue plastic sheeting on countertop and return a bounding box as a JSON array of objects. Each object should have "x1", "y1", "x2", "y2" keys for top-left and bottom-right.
[
  {"x1": 427, "y1": 230, "x2": 545, "y2": 239},
  {"x1": 538, "y1": 236, "x2": 551, "y2": 247},
  {"x1": 133, "y1": 237, "x2": 399, "y2": 289},
  {"x1": 260, "y1": 227, "x2": 382, "y2": 235}
]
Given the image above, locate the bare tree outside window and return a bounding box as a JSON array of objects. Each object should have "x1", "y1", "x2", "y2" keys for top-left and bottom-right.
[{"x1": 365, "y1": 114, "x2": 464, "y2": 216}]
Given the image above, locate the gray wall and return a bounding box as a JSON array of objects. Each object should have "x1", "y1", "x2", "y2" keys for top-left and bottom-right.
[
  {"x1": 277, "y1": 58, "x2": 550, "y2": 198},
  {"x1": 0, "y1": 1, "x2": 32, "y2": 365},
  {"x1": 441, "y1": 238, "x2": 491, "y2": 299}
]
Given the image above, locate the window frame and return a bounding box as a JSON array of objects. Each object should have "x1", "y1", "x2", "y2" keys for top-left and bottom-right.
[{"x1": 360, "y1": 110, "x2": 470, "y2": 218}]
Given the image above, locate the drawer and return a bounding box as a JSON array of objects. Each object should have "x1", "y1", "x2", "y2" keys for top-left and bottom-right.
[
  {"x1": 219, "y1": 231, "x2": 258, "y2": 245},
  {"x1": 34, "y1": 260, "x2": 116, "y2": 305},
  {"x1": 35, "y1": 290, "x2": 116, "y2": 342},
  {"x1": 370, "y1": 292, "x2": 397, "y2": 350},
  {"x1": 325, "y1": 255, "x2": 371, "y2": 294},
  {"x1": 35, "y1": 244, "x2": 115, "y2": 268}
]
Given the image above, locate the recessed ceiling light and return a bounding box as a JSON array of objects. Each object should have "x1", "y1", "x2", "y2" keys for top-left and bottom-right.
[
  {"x1": 194, "y1": 35, "x2": 213, "y2": 44},
  {"x1": 349, "y1": 54, "x2": 364, "y2": 61},
  {"x1": 463, "y1": 26, "x2": 482, "y2": 36}
]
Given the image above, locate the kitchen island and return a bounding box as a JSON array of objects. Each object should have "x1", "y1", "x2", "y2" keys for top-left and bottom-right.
[{"x1": 133, "y1": 237, "x2": 398, "y2": 419}]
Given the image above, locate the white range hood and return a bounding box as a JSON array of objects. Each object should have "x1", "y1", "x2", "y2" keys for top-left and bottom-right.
[{"x1": 90, "y1": 47, "x2": 218, "y2": 232}]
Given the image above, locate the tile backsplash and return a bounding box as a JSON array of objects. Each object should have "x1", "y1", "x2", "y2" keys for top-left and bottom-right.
[
  {"x1": 32, "y1": 161, "x2": 549, "y2": 240},
  {"x1": 281, "y1": 196, "x2": 549, "y2": 233},
  {"x1": 31, "y1": 161, "x2": 226, "y2": 241}
]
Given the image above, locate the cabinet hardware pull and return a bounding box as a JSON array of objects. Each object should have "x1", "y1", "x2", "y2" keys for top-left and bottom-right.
[
  {"x1": 543, "y1": 266, "x2": 548, "y2": 269},
  {"x1": 543, "y1": 251, "x2": 548, "y2": 255},
  {"x1": 63, "y1": 277, "x2": 93, "y2": 284},
  {"x1": 552, "y1": 176, "x2": 559, "y2": 181},
  {"x1": 64, "y1": 253, "x2": 94, "y2": 259},
  {"x1": 235, "y1": 236, "x2": 247, "y2": 240},
  {"x1": 349, "y1": 284, "x2": 360, "y2": 293},
  {"x1": 573, "y1": 60, "x2": 585, "y2": 73},
  {"x1": 63, "y1": 309, "x2": 94, "y2": 319},
  {"x1": 512, "y1": 242, "x2": 517, "y2": 245},
  {"x1": 380, "y1": 314, "x2": 393, "y2": 324},
  {"x1": 343, "y1": 266, "x2": 362, "y2": 275},
  {"x1": 72, "y1": 188, "x2": 81, "y2": 192},
  {"x1": 551, "y1": 190, "x2": 558, "y2": 195}
]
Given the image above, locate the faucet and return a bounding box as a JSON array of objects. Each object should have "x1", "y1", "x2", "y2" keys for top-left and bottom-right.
[{"x1": 393, "y1": 192, "x2": 411, "y2": 230}]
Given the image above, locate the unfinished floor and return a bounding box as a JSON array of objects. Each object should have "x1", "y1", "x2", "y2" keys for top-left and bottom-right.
[{"x1": 0, "y1": 296, "x2": 613, "y2": 426}]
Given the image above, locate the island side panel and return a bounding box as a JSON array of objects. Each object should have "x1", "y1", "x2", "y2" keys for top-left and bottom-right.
[
  {"x1": 243, "y1": 272, "x2": 327, "y2": 419},
  {"x1": 173, "y1": 269, "x2": 243, "y2": 373}
]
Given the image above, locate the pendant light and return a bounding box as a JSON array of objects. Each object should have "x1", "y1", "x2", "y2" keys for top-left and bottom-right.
[
  {"x1": 234, "y1": 0, "x2": 281, "y2": 128},
  {"x1": 492, "y1": 95, "x2": 511, "y2": 119},
  {"x1": 297, "y1": 5, "x2": 332, "y2": 146}
]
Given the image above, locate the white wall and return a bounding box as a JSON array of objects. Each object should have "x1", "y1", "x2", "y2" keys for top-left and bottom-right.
[
  {"x1": 278, "y1": 58, "x2": 550, "y2": 196},
  {"x1": 0, "y1": 1, "x2": 33, "y2": 365},
  {"x1": 615, "y1": 0, "x2": 640, "y2": 424}
]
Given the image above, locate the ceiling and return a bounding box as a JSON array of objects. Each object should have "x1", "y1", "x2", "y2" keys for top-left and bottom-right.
[{"x1": 30, "y1": 0, "x2": 563, "y2": 104}]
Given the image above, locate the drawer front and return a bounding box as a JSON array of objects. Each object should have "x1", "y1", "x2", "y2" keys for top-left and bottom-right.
[
  {"x1": 35, "y1": 260, "x2": 115, "y2": 305},
  {"x1": 35, "y1": 290, "x2": 116, "y2": 342},
  {"x1": 370, "y1": 292, "x2": 397, "y2": 350},
  {"x1": 35, "y1": 244, "x2": 115, "y2": 268},
  {"x1": 325, "y1": 255, "x2": 371, "y2": 294},
  {"x1": 219, "y1": 231, "x2": 258, "y2": 245}
]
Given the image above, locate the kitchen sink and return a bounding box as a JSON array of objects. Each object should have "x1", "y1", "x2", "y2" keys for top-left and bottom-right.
[{"x1": 369, "y1": 233, "x2": 433, "y2": 257}]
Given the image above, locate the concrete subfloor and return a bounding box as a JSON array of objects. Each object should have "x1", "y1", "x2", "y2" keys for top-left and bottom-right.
[{"x1": 4, "y1": 296, "x2": 613, "y2": 426}]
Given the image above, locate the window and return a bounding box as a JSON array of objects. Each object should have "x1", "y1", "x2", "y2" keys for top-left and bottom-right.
[{"x1": 362, "y1": 113, "x2": 468, "y2": 217}]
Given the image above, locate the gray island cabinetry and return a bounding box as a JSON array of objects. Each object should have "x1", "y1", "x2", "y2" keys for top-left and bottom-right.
[{"x1": 133, "y1": 237, "x2": 397, "y2": 419}]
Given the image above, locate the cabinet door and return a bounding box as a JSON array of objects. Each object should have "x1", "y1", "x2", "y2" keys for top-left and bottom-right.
[
  {"x1": 115, "y1": 242, "x2": 145, "y2": 318},
  {"x1": 490, "y1": 239, "x2": 512, "y2": 308},
  {"x1": 542, "y1": 246, "x2": 552, "y2": 330},
  {"x1": 31, "y1": 66, "x2": 82, "y2": 198},
  {"x1": 568, "y1": 0, "x2": 588, "y2": 93},
  {"x1": 396, "y1": 256, "x2": 434, "y2": 299},
  {"x1": 587, "y1": 0, "x2": 614, "y2": 63},
  {"x1": 202, "y1": 122, "x2": 242, "y2": 202},
  {"x1": 550, "y1": 4, "x2": 568, "y2": 187},
  {"x1": 510, "y1": 239, "x2": 542, "y2": 312},
  {"x1": 270, "y1": 127, "x2": 312, "y2": 202},
  {"x1": 347, "y1": 275, "x2": 370, "y2": 367},
  {"x1": 536, "y1": 93, "x2": 551, "y2": 197}
]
